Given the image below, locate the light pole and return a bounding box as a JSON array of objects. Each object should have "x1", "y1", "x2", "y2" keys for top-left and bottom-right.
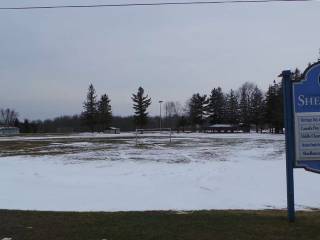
[{"x1": 159, "y1": 100, "x2": 163, "y2": 131}]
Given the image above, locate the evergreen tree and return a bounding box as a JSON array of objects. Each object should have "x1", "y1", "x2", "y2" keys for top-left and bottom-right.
[
  {"x1": 264, "y1": 83, "x2": 275, "y2": 132},
  {"x1": 274, "y1": 81, "x2": 284, "y2": 133},
  {"x1": 23, "y1": 119, "x2": 31, "y2": 133},
  {"x1": 188, "y1": 93, "x2": 208, "y2": 129},
  {"x1": 83, "y1": 84, "x2": 98, "y2": 132},
  {"x1": 13, "y1": 118, "x2": 20, "y2": 128},
  {"x1": 224, "y1": 89, "x2": 239, "y2": 124},
  {"x1": 131, "y1": 87, "x2": 152, "y2": 128},
  {"x1": 251, "y1": 86, "x2": 264, "y2": 132},
  {"x1": 292, "y1": 68, "x2": 301, "y2": 81},
  {"x1": 177, "y1": 115, "x2": 188, "y2": 132},
  {"x1": 207, "y1": 87, "x2": 225, "y2": 124},
  {"x1": 97, "y1": 94, "x2": 112, "y2": 131},
  {"x1": 264, "y1": 80, "x2": 283, "y2": 133}
]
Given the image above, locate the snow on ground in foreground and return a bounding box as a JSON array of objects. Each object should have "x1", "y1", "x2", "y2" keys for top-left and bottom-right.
[{"x1": 0, "y1": 132, "x2": 319, "y2": 211}]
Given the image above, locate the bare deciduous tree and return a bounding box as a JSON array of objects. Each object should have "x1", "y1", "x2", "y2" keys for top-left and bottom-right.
[
  {"x1": 164, "y1": 101, "x2": 183, "y2": 128},
  {"x1": 0, "y1": 108, "x2": 18, "y2": 126}
]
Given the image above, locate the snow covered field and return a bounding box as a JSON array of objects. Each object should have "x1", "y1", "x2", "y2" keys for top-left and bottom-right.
[{"x1": 0, "y1": 132, "x2": 319, "y2": 211}]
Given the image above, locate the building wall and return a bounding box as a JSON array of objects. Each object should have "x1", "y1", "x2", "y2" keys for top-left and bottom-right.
[
  {"x1": 0, "y1": 127, "x2": 20, "y2": 136},
  {"x1": 104, "y1": 128, "x2": 120, "y2": 134}
]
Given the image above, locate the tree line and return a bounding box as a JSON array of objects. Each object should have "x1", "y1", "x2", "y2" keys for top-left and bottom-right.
[
  {"x1": 3, "y1": 70, "x2": 304, "y2": 133},
  {"x1": 187, "y1": 81, "x2": 283, "y2": 133}
]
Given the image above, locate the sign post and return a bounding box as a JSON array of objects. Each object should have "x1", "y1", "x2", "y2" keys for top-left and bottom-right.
[
  {"x1": 282, "y1": 61, "x2": 320, "y2": 222},
  {"x1": 282, "y1": 70, "x2": 295, "y2": 222}
]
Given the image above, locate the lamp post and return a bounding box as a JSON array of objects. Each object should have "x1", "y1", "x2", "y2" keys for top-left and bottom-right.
[{"x1": 159, "y1": 100, "x2": 163, "y2": 131}]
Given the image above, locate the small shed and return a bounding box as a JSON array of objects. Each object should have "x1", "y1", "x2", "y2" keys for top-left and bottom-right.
[
  {"x1": 206, "y1": 124, "x2": 238, "y2": 133},
  {"x1": 0, "y1": 127, "x2": 20, "y2": 136},
  {"x1": 104, "y1": 127, "x2": 120, "y2": 134}
]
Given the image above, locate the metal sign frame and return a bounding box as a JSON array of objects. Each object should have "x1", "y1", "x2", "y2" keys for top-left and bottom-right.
[
  {"x1": 292, "y1": 62, "x2": 320, "y2": 172},
  {"x1": 282, "y1": 61, "x2": 320, "y2": 222}
]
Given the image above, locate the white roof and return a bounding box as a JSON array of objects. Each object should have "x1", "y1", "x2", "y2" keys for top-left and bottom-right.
[
  {"x1": 108, "y1": 127, "x2": 119, "y2": 130},
  {"x1": 208, "y1": 124, "x2": 233, "y2": 128},
  {"x1": 0, "y1": 127, "x2": 19, "y2": 130}
]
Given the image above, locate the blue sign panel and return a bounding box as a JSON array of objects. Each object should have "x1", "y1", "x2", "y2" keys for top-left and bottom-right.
[{"x1": 293, "y1": 62, "x2": 320, "y2": 172}]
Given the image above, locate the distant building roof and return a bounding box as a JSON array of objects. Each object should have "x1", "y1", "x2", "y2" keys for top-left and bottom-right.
[
  {"x1": 107, "y1": 127, "x2": 120, "y2": 130},
  {"x1": 0, "y1": 126, "x2": 19, "y2": 130},
  {"x1": 208, "y1": 124, "x2": 234, "y2": 128}
]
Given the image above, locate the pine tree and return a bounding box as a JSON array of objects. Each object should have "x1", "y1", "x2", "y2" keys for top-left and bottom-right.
[
  {"x1": 13, "y1": 118, "x2": 20, "y2": 128},
  {"x1": 292, "y1": 68, "x2": 301, "y2": 81},
  {"x1": 251, "y1": 86, "x2": 264, "y2": 132},
  {"x1": 264, "y1": 80, "x2": 283, "y2": 133},
  {"x1": 264, "y1": 83, "x2": 275, "y2": 132},
  {"x1": 23, "y1": 119, "x2": 31, "y2": 133},
  {"x1": 188, "y1": 93, "x2": 208, "y2": 129},
  {"x1": 274, "y1": 81, "x2": 284, "y2": 133},
  {"x1": 207, "y1": 87, "x2": 225, "y2": 124},
  {"x1": 83, "y1": 84, "x2": 98, "y2": 132},
  {"x1": 224, "y1": 89, "x2": 239, "y2": 124},
  {"x1": 131, "y1": 87, "x2": 152, "y2": 128},
  {"x1": 97, "y1": 94, "x2": 112, "y2": 131},
  {"x1": 177, "y1": 115, "x2": 188, "y2": 132}
]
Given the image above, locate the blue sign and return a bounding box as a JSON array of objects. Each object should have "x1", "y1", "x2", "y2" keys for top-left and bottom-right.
[
  {"x1": 282, "y1": 62, "x2": 320, "y2": 222},
  {"x1": 292, "y1": 62, "x2": 320, "y2": 173}
]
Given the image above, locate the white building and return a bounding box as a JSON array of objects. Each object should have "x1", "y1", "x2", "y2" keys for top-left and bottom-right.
[{"x1": 0, "y1": 127, "x2": 20, "y2": 136}]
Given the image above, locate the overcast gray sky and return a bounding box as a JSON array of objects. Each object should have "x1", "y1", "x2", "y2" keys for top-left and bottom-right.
[{"x1": 0, "y1": 0, "x2": 319, "y2": 120}]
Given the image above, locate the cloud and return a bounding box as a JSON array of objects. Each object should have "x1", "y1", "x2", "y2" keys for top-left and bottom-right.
[{"x1": 0, "y1": 1, "x2": 319, "y2": 119}]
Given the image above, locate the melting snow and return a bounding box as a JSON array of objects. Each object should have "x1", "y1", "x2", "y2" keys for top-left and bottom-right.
[{"x1": 0, "y1": 132, "x2": 319, "y2": 211}]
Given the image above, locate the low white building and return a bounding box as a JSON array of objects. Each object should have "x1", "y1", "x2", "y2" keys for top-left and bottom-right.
[{"x1": 0, "y1": 127, "x2": 20, "y2": 136}]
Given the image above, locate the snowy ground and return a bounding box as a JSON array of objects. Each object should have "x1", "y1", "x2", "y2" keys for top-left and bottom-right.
[{"x1": 0, "y1": 132, "x2": 319, "y2": 211}]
